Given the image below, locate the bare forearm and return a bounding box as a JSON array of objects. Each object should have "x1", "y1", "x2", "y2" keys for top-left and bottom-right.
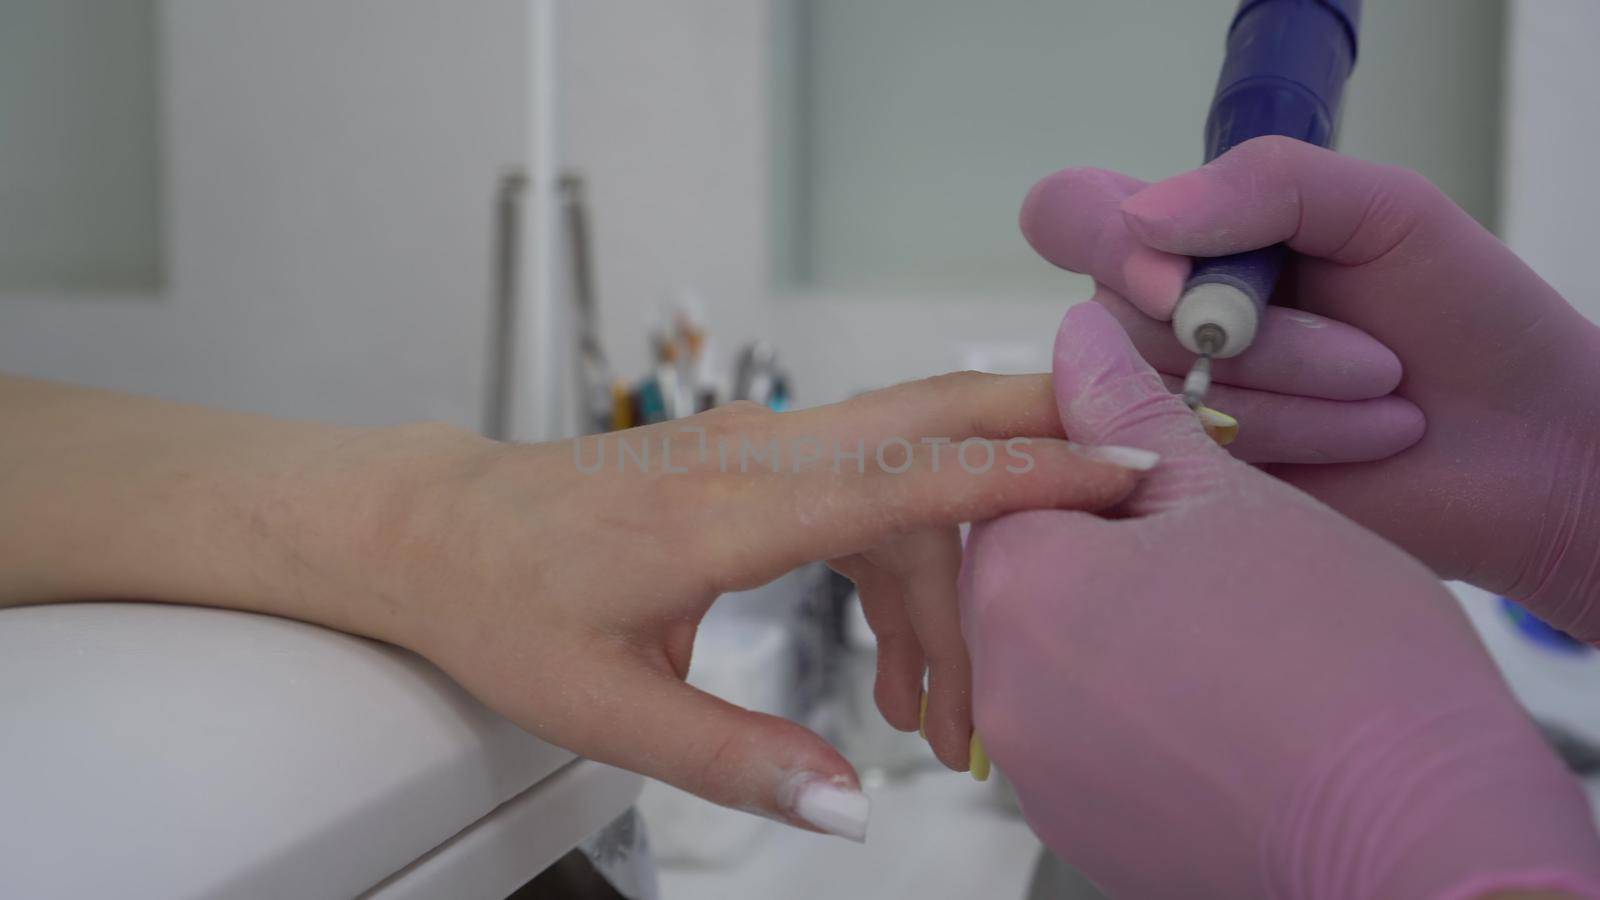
[{"x1": 0, "y1": 374, "x2": 438, "y2": 644}]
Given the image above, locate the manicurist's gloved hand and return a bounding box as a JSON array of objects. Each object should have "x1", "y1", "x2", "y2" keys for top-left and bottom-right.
[
  {"x1": 1020, "y1": 136, "x2": 1600, "y2": 640},
  {"x1": 959, "y1": 303, "x2": 1600, "y2": 899}
]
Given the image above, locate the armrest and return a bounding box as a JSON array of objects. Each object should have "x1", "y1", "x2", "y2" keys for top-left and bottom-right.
[{"x1": 0, "y1": 602, "x2": 590, "y2": 899}]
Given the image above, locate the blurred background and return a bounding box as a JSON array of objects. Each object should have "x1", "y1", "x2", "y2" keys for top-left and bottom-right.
[{"x1": 3, "y1": 1, "x2": 1598, "y2": 897}]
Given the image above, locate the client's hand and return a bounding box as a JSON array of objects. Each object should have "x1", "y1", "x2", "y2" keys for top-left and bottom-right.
[{"x1": 0, "y1": 371, "x2": 1147, "y2": 839}]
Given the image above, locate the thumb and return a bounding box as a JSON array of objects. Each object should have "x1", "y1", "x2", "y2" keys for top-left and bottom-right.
[
  {"x1": 1053, "y1": 301, "x2": 1235, "y2": 511},
  {"x1": 570, "y1": 649, "x2": 871, "y2": 842}
]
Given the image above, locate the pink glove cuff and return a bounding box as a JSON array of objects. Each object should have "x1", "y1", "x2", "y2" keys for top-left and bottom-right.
[
  {"x1": 1435, "y1": 869, "x2": 1600, "y2": 900},
  {"x1": 1514, "y1": 428, "x2": 1600, "y2": 644},
  {"x1": 1263, "y1": 698, "x2": 1600, "y2": 900}
]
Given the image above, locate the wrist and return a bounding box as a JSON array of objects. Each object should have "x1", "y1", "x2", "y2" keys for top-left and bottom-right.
[
  {"x1": 138, "y1": 417, "x2": 448, "y2": 647},
  {"x1": 0, "y1": 381, "x2": 390, "y2": 629},
  {"x1": 1516, "y1": 483, "x2": 1600, "y2": 645},
  {"x1": 1478, "y1": 883, "x2": 1593, "y2": 890},
  {"x1": 1504, "y1": 384, "x2": 1600, "y2": 643},
  {"x1": 250, "y1": 420, "x2": 503, "y2": 652},
  {"x1": 0, "y1": 377, "x2": 505, "y2": 653},
  {"x1": 1262, "y1": 693, "x2": 1600, "y2": 900},
  {"x1": 97, "y1": 413, "x2": 497, "y2": 652}
]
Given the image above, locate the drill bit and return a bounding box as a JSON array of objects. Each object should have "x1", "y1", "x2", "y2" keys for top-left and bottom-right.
[{"x1": 1181, "y1": 323, "x2": 1226, "y2": 409}]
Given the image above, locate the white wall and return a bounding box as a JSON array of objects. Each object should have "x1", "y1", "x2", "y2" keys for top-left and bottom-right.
[
  {"x1": 557, "y1": 0, "x2": 775, "y2": 390},
  {"x1": 0, "y1": 1, "x2": 530, "y2": 428},
  {"x1": 1501, "y1": 0, "x2": 1600, "y2": 326}
]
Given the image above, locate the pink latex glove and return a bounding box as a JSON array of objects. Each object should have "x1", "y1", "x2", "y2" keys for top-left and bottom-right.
[
  {"x1": 1020, "y1": 136, "x2": 1600, "y2": 641},
  {"x1": 958, "y1": 302, "x2": 1600, "y2": 899}
]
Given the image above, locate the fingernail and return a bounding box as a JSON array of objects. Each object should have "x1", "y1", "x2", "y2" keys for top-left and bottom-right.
[
  {"x1": 1119, "y1": 190, "x2": 1176, "y2": 235},
  {"x1": 969, "y1": 733, "x2": 991, "y2": 783},
  {"x1": 782, "y1": 773, "x2": 870, "y2": 843},
  {"x1": 1079, "y1": 444, "x2": 1161, "y2": 471},
  {"x1": 918, "y1": 691, "x2": 928, "y2": 740},
  {"x1": 1120, "y1": 173, "x2": 1213, "y2": 233},
  {"x1": 1195, "y1": 405, "x2": 1239, "y2": 446}
]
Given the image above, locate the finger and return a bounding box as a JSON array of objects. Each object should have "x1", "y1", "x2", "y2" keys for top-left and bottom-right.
[
  {"x1": 788, "y1": 371, "x2": 1067, "y2": 450},
  {"x1": 1020, "y1": 168, "x2": 1189, "y2": 319},
  {"x1": 559, "y1": 648, "x2": 873, "y2": 842},
  {"x1": 1119, "y1": 135, "x2": 1448, "y2": 264},
  {"x1": 1053, "y1": 302, "x2": 1237, "y2": 513},
  {"x1": 1095, "y1": 289, "x2": 1404, "y2": 401},
  {"x1": 709, "y1": 436, "x2": 1146, "y2": 587},
  {"x1": 855, "y1": 527, "x2": 972, "y2": 771},
  {"x1": 1154, "y1": 375, "x2": 1426, "y2": 465},
  {"x1": 827, "y1": 553, "x2": 925, "y2": 733}
]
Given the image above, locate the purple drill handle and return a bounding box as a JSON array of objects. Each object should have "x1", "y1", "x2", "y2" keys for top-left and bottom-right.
[{"x1": 1184, "y1": 0, "x2": 1361, "y2": 317}]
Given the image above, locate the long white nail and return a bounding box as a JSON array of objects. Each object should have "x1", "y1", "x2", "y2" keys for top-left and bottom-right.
[
  {"x1": 782, "y1": 773, "x2": 870, "y2": 842},
  {"x1": 1079, "y1": 444, "x2": 1160, "y2": 471}
]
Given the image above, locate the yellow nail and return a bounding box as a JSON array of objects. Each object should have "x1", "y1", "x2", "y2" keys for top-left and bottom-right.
[
  {"x1": 1195, "y1": 405, "x2": 1239, "y2": 446},
  {"x1": 918, "y1": 692, "x2": 928, "y2": 740},
  {"x1": 969, "y1": 732, "x2": 991, "y2": 782}
]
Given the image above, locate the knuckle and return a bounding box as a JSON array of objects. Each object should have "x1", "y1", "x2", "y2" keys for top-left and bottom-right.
[
  {"x1": 717, "y1": 399, "x2": 770, "y2": 418},
  {"x1": 1229, "y1": 135, "x2": 1322, "y2": 186},
  {"x1": 693, "y1": 730, "x2": 749, "y2": 805},
  {"x1": 1381, "y1": 163, "x2": 1435, "y2": 197},
  {"x1": 1047, "y1": 166, "x2": 1132, "y2": 192},
  {"x1": 1246, "y1": 133, "x2": 1298, "y2": 153},
  {"x1": 1351, "y1": 164, "x2": 1444, "y2": 262},
  {"x1": 699, "y1": 401, "x2": 776, "y2": 444},
  {"x1": 1063, "y1": 369, "x2": 1190, "y2": 440},
  {"x1": 1372, "y1": 163, "x2": 1449, "y2": 218},
  {"x1": 856, "y1": 369, "x2": 992, "y2": 416},
  {"x1": 926, "y1": 369, "x2": 991, "y2": 391},
  {"x1": 1233, "y1": 134, "x2": 1303, "y2": 164}
]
